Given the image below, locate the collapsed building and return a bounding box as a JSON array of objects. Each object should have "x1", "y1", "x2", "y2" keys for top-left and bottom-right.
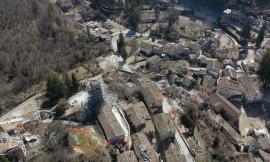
[
  {"x1": 239, "y1": 76, "x2": 263, "y2": 103},
  {"x1": 117, "y1": 150, "x2": 138, "y2": 162},
  {"x1": 164, "y1": 142, "x2": 186, "y2": 162},
  {"x1": 139, "y1": 80, "x2": 163, "y2": 114},
  {"x1": 124, "y1": 102, "x2": 152, "y2": 132},
  {"x1": 209, "y1": 93, "x2": 241, "y2": 127},
  {"x1": 198, "y1": 55, "x2": 221, "y2": 78},
  {"x1": 131, "y1": 132, "x2": 159, "y2": 162},
  {"x1": 217, "y1": 76, "x2": 243, "y2": 100},
  {"x1": 216, "y1": 47, "x2": 239, "y2": 60},
  {"x1": 0, "y1": 126, "x2": 26, "y2": 161},
  {"x1": 146, "y1": 55, "x2": 162, "y2": 72},
  {"x1": 153, "y1": 113, "x2": 175, "y2": 148}
]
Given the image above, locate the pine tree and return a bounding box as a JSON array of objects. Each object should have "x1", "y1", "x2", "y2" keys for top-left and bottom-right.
[
  {"x1": 168, "y1": 7, "x2": 177, "y2": 28},
  {"x1": 54, "y1": 103, "x2": 67, "y2": 118},
  {"x1": 117, "y1": 33, "x2": 125, "y2": 50},
  {"x1": 71, "y1": 73, "x2": 80, "y2": 94},
  {"x1": 258, "y1": 50, "x2": 270, "y2": 88},
  {"x1": 0, "y1": 156, "x2": 9, "y2": 162},
  {"x1": 127, "y1": 9, "x2": 139, "y2": 31},
  {"x1": 240, "y1": 19, "x2": 251, "y2": 42},
  {"x1": 120, "y1": 46, "x2": 128, "y2": 60},
  {"x1": 117, "y1": 33, "x2": 128, "y2": 60},
  {"x1": 31, "y1": 0, "x2": 39, "y2": 17},
  {"x1": 46, "y1": 70, "x2": 65, "y2": 103},
  {"x1": 256, "y1": 23, "x2": 266, "y2": 48},
  {"x1": 64, "y1": 74, "x2": 72, "y2": 97},
  {"x1": 86, "y1": 26, "x2": 95, "y2": 43}
]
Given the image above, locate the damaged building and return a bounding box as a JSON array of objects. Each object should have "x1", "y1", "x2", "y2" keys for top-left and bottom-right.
[
  {"x1": 117, "y1": 150, "x2": 138, "y2": 162},
  {"x1": 139, "y1": 80, "x2": 163, "y2": 114},
  {"x1": 210, "y1": 93, "x2": 241, "y2": 127},
  {"x1": 124, "y1": 102, "x2": 152, "y2": 132},
  {"x1": 131, "y1": 132, "x2": 159, "y2": 162},
  {"x1": 153, "y1": 113, "x2": 175, "y2": 147},
  {"x1": 97, "y1": 105, "x2": 126, "y2": 143},
  {"x1": 164, "y1": 142, "x2": 186, "y2": 162}
]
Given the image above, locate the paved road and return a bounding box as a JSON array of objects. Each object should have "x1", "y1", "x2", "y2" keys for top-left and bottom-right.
[
  {"x1": 0, "y1": 93, "x2": 45, "y2": 122},
  {"x1": 175, "y1": 132, "x2": 195, "y2": 162},
  {"x1": 162, "y1": 97, "x2": 195, "y2": 162},
  {"x1": 170, "y1": 112, "x2": 195, "y2": 162}
]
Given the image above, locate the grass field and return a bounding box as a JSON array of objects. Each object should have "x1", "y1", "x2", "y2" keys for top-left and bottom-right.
[{"x1": 68, "y1": 126, "x2": 106, "y2": 160}]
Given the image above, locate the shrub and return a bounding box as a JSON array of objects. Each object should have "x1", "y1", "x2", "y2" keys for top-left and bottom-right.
[
  {"x1": 54, "y1": 103, "x2": 67, "y2": 118},
  {"x1": 181, "y1": 114, "x2": 195, "y2": 131},
  {"x1": 0, "y1": 156, "x2": 9, "y2": 162}
]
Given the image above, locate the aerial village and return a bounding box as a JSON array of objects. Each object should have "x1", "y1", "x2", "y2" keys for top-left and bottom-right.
[{"x1": 1, "y1": 0, "x2": 270, "y2": 162}]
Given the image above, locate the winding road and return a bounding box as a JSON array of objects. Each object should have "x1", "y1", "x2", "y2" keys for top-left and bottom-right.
[
  {"x1": 0, "y1": 93, "x2": 45, "y2": 123},
  {"x1": 162, "y1": 97, "x2": 195, "y2": 162}
]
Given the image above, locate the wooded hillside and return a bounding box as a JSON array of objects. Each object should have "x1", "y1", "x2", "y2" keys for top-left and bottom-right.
[{"x1": 0, "y1": 0, "x2": 108, "y2": 115}]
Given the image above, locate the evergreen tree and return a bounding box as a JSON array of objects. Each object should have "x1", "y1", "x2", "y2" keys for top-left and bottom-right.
[
  {"x1": 168, "y1": 7, "x2": 177, "y2": 28},
  {"x1": 64, "y1": 74, "x2": 72, "y2": 97},
  {"x1": 213, "y1": 136, "x2": 220, "y2": 148},
  {"x1": 68, "y1": 31, "x2": 76, "y2": 47},
  {"x1": 54, "y1": 103, "x2": 67, "y2": 118},
  {"x1": 127, "y1": 9, "x2": 139, "y2": 31},
  {"x1": 31, "y1": 0, "x2": 39, "y2": 17},
  {"x1": 257, "y1": 50, "x2": 270, "y2": 88},
  {"x1": 117, "y1": 33, "x2": 125, "y2": 50},
  {"x1": 117, "y1": 33, "x2": 128, "y2": 60},
  {"x1": 0, "y1": 156, "x2": 10, "y2": 162},
  {"x1": 240, "y1": 19, "x2": 251, "y2": 42},
  {"x1": 86, "y1": 26, "x2": 95, "y2": 43},
  {"x1": 71, "y1": 73, "x2": 80, "y2": 94},
  {"x1": 46, "y1": 70, "x2": 65, "y2": 103},
  {"x1": 256, "y1": 23, "x2": 266, "y2": 48},
  {"x1": 154, "y1": 5, "x2": 159, "y2": 20},
  {"x1": 120, "y1": 46, "x2": 128, "y2": 60},
  {"x1": 180, "y1": 114, "x2": 195, "y2": 131}
]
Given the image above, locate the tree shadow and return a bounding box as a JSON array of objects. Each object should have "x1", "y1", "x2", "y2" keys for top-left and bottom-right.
[{"x1": 41, "y1": 99, "x2": 56, "y2": 109}]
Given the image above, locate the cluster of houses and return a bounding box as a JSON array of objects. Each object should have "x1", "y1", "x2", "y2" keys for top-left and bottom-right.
[
  {"x1": 110, "y1": 12, "x2": 270, "y2": 159},
  {"x1": 90, "y1": 73, "x2": 189, "y2": 161},
  {"x1": 136, "y1": 27, "x2": 263, "y2": 104},
  {"x1": 2, "y1": 0, "x2": 270, "y2": 161},
  {"x1": 221, "y1": 6, "x2": 270, "y2": 42},
  {"x1": 0, "y1": 110, "x2": 54, "y2": 161}
]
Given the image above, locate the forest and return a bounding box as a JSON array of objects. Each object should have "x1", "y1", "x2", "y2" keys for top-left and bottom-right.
[{"x1": 0, "y1": 0, "x2": 108, "y2": 115}]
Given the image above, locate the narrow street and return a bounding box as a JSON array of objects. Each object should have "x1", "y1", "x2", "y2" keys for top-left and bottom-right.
[
  {"x1": 162, "y1": 97, "x2": 195, "y2": 162},
  {"x1": 175, "y1": 132, "x2": 195, "y2": 162}
]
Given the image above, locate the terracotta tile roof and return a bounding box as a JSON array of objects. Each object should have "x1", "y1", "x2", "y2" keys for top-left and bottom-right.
[
  {"x1": 124, "y1": 102, "x2": 151, "y2": 131},
  {"x1": 139, "y1": 80, "x2": 163, "y2": 109},
  {"x1": 97, "y1": 106, "x2": 125, "y2": 141}
]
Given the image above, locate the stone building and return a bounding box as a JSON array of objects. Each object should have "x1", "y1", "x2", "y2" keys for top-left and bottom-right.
[
  {"x1": 97, "y1": 106, "x2": 126, "y2": 142},
  {"x1": 153, "y1": 113, "x2": 175, "y2": 147},
  {"x1": 131, "y1": 132, "x2": 159, "y2": 162}
]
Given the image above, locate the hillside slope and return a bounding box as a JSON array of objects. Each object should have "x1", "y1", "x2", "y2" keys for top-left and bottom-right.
[{"x1": 0, "y1": 0, "x2": 108, "y2": 115}]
